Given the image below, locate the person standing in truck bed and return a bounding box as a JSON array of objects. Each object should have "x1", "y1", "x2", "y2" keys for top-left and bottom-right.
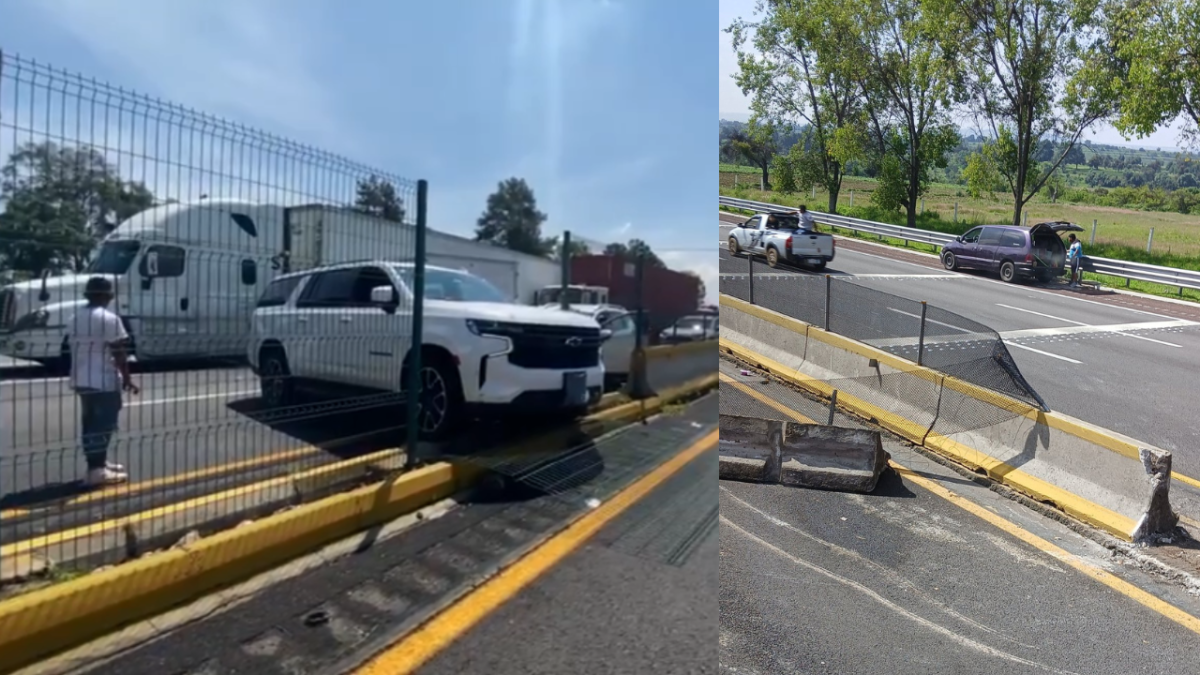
[{"x1": 796, "y1": 205, "x2": 815, "y2": 232}]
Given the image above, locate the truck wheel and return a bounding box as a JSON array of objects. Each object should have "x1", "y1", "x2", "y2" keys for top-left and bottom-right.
[
  {"x1": 259, "y1": 349, "x2": 295, "y2": 409},
  {"x1": 1000, "y1": 261, "x2": 1017, "y2": 283},
  {"x1": 728, "y1": 236, "x2": 740, "y2": 255},
  {"x1": 942, "y1": 251, "x2": 958, "y2": 271},
  {"x1": 413, "y1": 354, "x2": 464, "y2": 442},
  {"x1": 766, "y1": 247, "x2": 780, "y2": 268}
]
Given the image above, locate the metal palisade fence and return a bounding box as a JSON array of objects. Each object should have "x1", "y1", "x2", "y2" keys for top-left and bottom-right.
[
  {"x1": 720, "y1": 196, "x2": 1200, "y2": 294},
  {"x1": 719, "y1": 250, "x2": 1049, "y2": 412},
  {"x1": 0, "y1": 50, "x2": 425, "y2": 565}
]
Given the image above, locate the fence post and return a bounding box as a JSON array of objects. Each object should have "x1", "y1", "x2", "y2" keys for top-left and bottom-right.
[
  {"x1": 629, "y1": 253, "x2": 655, "y2": 401},
  {"x1": 747, "y1": 251, "x2": 755, "y2": 304},
  {"x1": 1147, "y1": 227, "x2": 1155, "y2": 253},
  {"x1": 1091, "y1": 219, "x2": 1097, "y2": 246},
  {"x1": 828, "y1": 390, "x2": 838, "y2": 425},
  {"x1": 921, "y1": 198, "x2": 925, "y2": 214},
  {"x1": 917, "y1": 301, "x2": 928, "y2": 367},
  {"x1": 812, "y1": 185, "x2": 816, "y2": 199},
  {"x1": 824, "y1": 274, "x2": 832, "y2": 331},
  {"x1": 1023, "y1": 212, "x2": 1029, "y2": 227},
  {"x1": 559, "y1": 230, "x2": 571, "y2": 310},
  {"x1": 850, "y1": 190, "x2": 855, "y2": 207},
  {"x1": 954, "y1": 202, "x2": 958, "y2": 222},
  {"x1": 404, "y1": 179, "x2": 429, "y2": 470}
]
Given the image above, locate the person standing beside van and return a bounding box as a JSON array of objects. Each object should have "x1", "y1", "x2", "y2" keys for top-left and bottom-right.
[
  {"x1": 1066, "y1": 233, "x2": 1083, "y2": 288},
  {"x1": 68, "y1": 276, "x2": 139, "y2": 486}
]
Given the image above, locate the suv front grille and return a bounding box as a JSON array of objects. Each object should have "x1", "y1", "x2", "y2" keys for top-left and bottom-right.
[{"x1": 506, "y1": 325, "x2": 602, "y2": 370}]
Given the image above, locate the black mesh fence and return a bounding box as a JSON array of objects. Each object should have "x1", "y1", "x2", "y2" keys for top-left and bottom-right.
[{"x1": 719, "y1": 253, "x2": 1048, "y2": 411}]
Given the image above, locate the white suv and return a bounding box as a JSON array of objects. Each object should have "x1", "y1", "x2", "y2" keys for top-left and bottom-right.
[{"x1": 247, "y1": 260, "x2": 607, "y2": 440}]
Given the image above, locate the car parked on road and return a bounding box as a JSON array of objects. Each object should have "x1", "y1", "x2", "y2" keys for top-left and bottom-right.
[
  {"x1": 940, "y1": 221, "x2": 1084, "y2": 283},
  {"x1": 659, "y1": 314, "x2": 717, "y2": 344},
  {"x1": 247, "y1": 260, "x2": 608, "y2": 441}
]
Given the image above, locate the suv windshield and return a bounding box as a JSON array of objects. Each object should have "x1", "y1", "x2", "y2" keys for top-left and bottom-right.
[
  {"x1": 86, "y1": 240, "x2": 141, "y2": 274},
  {"x1": 393, "y1": 266, "x2": 508, "y2": 303}
]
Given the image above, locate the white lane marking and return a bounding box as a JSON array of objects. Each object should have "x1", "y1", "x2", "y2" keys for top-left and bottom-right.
[
  {"x1": 129, "y1": 390, "x2": 257, "y2": 407},
  {"x1": 996, "y1": 304, "x2": 1187, "y2": 348},
  {"x1": 887, "y1": 307, "x2": 973, "y2": 333},
  {"x1": 1002, "y1": 341, "x2": 1083, "y2": 364}
]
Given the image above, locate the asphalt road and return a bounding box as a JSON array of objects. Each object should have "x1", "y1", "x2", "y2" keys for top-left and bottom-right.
[
  {"x1": 719, "y1": 374, "x2": 1200, "y2": 675},
  {"x1": 66, "y1": 394, "x2": 718, "y2": 675},
  {"x1": 720, "y1": 218, "x2": 1200, "y2": 477},
  {"x1": 0, "y1": 365, "x2": 406, "y2": 509}
]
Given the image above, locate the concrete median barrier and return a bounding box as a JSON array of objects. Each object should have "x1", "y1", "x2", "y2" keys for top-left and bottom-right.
[
  {"x1": 718, "y1": 414, "x2": 889, "y2": 493},
  {"x1": 719, "y1": 293, "x2": 1179, "y2": 543},
  {"x1": 640, "y1": 340, "x2": 716, "y2": 398}
]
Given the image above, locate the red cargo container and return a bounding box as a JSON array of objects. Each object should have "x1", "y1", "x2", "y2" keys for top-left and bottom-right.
[{"x1": 568, "y1": 254, "x2": 701, "y2": 342}]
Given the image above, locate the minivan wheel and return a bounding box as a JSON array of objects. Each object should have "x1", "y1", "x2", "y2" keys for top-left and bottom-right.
[
  {"x1": 942, "y1": 251, "x2": 958, "y2": 271},
  {"x1": 259, "y1": 350, "x2": 295, "y2": 408},
  {"x1": 766, "y1": 247, "x2": 780, "y2": 268},
  {"x1": 1000, "y1": 261, "x2": 1017, "y2": 283},
  {"x1": 728, "y1": 236, "x2": 740, "y2": 255}
]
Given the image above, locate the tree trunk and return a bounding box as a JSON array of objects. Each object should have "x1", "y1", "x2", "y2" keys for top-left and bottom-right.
[
  {"x1": 759, "y1": 164, "x2": 771, "y2": 191},
  {"x1": 905, "y1": 202, "x2": 918, "y2": 229}
]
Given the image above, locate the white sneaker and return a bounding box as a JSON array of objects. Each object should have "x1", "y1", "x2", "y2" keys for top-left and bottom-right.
[
  {"x1": 106, "y1": 461, "x2": 126, "y2": 472},
  {"x1": 86, "y1": 467, "x2": 128, "y2": 487}
]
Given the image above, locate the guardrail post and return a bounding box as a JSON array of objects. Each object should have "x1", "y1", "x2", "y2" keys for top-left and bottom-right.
[
  {"x1": 1091, "y1": 219, "x2": 1097, "y2": 246},
  {"x1": 917, "y1": 301, "x2": 928, "y2": 366},
  {"x1": 828, "y1": 390, "x2": 838, "y2": 425},
  {"x1": 824, "y1": 274, "x2": 832, "y2": 331},
  {"x1": 747, "y1": 251, "x2": 755, "y2": 304},
  {"x1": 1147, "y1": 227, "x2": 1155, "y2": 253}
]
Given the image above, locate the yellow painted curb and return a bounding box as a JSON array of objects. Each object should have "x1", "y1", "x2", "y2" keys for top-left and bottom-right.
[
  {"x1": 645, "y1": 339, "x2": 716, "y2": 361},
  {"x1": 0, "y1": 375, "x2": 718, "y2": 674},
  {"x1": 720, "y1": 336, "x2": 1137, "y2": 542}
]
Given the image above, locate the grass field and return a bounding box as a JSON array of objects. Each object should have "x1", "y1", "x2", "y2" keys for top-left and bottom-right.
[
  {"x1": 719, "y1": 166, "x2": 1200, "y2": 257},
  {"x1": 719, "y1": 165, "x2": 1200, "y2": 303}
]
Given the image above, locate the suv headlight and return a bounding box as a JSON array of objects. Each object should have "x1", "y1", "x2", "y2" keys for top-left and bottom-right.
[
  {"x1": 12, "y1": 309, "x2": 54, "y2": 332},
  {"x1": 466, "y1": 319, "x2": 525, "y2": 337}
]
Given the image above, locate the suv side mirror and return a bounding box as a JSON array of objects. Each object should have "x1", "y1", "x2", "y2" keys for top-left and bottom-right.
[{"x1": 370, "y1": 285, "x2": 398, "y2": 312}]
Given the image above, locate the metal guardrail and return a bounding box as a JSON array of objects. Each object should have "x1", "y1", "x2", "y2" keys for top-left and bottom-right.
[{"x1": 719, "y1": 195, "x2": 1200, "y2": 294}]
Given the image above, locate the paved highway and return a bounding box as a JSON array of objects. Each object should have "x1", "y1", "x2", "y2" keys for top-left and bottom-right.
[
  {"x1": 57, "y1": 394, "x2": 718, "y2": 675},
  {"x1": 0, "y1": 365, "x2": 404, "y2": 509},
  {"x1": 720, "y1": 216, "x2": 1200, "y2": 477},
  {"x1": 720, "y1": 364, "x2": 1200, "y2": 675}
]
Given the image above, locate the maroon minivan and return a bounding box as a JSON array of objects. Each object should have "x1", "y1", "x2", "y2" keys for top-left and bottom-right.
[{"x1": 940, "y1": 221, "x2": 1085, "y2": 283}]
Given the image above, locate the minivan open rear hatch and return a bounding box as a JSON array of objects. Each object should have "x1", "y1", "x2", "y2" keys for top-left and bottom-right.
[{"x1": 1032, "y1": 220, "x2": 1085, "y2": 234}]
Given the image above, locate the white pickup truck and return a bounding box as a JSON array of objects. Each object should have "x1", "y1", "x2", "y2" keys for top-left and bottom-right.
[{"x1": 726, "y1": 211, "x2": 835, "y2": 270}]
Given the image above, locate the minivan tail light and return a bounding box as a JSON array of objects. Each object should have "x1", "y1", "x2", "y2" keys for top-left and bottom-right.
[
  {"x1": 1025, "y1": 253, "x2": 1033, "y2": 263},
  {"x1": 785, "y1": 235, "x2": 793, "y2": 254}
]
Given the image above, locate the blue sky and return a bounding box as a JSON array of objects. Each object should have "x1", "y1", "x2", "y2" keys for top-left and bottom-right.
[
  {"x1": 719, "y1": 0, "x2": 1191, "y2": 151},
  {"x1": 0, "y1": 0, "x2": 717, "y2": 300}
]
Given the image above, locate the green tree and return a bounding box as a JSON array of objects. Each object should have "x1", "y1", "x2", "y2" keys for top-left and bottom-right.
[
  {"x1": 474, "y1": 178, "x2": 555, "y2": 257},
  {"x1": 0, "y1": 141, "x2": 155, "y2": 274},
  {"x1": 603, "y1": 239, "x2": 664, "y2": 268},
  {"x1": 839, "y1": 0, "x2": 966, "y2": 227},
  {"x1": 727, "y1": 119, "x2": 778, "y2": 189},
  {"x1": 354, "y1": 175, "x2": 405, "y2": 222},
  {"x1": 1104, "y1": 0, "x2": 1200, "y2": 147},
  {"x1": 728, "y1": 1, "x2": 866, "y2": 212},
  {"x1": 936, "y1": 0, "x2": 1116, "y2": 226},
  {"x1": 962, "y1": 148, "x2": 1005, "y2": 199}
]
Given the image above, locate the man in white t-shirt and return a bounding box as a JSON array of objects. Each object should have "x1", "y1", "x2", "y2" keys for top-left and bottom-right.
[{"x1": 68, "y1": 277, "x2": 139, "y2": 486}]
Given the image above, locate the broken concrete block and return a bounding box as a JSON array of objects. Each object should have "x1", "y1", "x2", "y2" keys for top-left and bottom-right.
[{"x1": 719, "y1": 414, "x2": 889, "y2": 493}]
